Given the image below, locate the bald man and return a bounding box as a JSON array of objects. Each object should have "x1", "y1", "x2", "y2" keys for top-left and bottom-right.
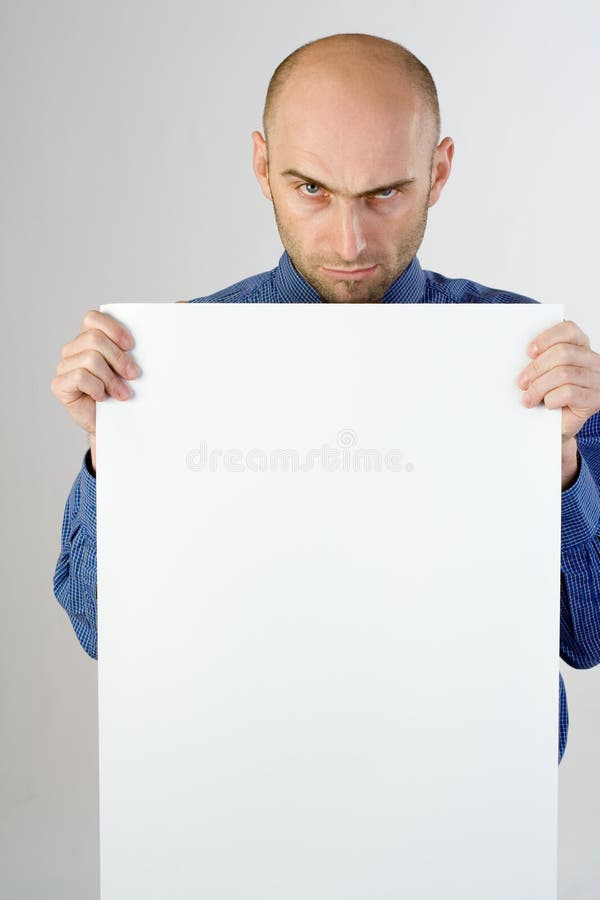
[{"x1": 53, "y1": 32, "x2": 600, "y2": 765}]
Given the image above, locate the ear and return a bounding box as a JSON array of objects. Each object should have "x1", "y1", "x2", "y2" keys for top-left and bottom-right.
[
  {"x1": 427, "y1": 136, "x2": 454, "y2": 209},
  {"x1": 251, "y1": 130, "x2": 273, "y2": 202}
]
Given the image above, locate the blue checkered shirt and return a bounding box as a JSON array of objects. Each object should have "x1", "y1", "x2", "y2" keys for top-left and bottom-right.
[{"x1": 53, "y1": 250, "x2": 600, "y2": 765}]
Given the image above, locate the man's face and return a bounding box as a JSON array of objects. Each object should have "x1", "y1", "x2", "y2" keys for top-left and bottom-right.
[{"x1": 253, "y1": 61, "x2": 445, "y2": 304}]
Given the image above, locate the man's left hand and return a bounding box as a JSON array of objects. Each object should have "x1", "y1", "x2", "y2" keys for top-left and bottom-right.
[{"x1": 517, "y1": 320, "x2": 600, "y2": 443}]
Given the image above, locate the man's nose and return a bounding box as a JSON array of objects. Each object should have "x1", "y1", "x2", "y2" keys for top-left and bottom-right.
[{"x1": 330, "y1": 202, "x2": 367, "y2": 262}]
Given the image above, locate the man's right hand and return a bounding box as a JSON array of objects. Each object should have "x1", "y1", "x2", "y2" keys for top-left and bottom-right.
[{"x1": 51, "y1": 310, "x2": 141, "y2": 472}]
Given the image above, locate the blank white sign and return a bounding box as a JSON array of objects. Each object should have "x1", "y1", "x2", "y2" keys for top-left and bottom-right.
[{"x1": 97, "y1": 301, "x2": 563, "y2": 900}]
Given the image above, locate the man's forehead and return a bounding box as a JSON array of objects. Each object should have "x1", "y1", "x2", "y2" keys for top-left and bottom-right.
[{"x1": 270, "y1": 113, "x2": 426, "y2": 179}]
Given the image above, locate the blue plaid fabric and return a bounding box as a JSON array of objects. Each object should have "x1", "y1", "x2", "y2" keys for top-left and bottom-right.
[{"x1": 53, "y1": 250, "x2": 600, "y2": 765}]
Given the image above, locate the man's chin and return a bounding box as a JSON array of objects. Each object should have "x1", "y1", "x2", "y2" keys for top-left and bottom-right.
[{"x1": 312, "y1": 274, "x2": 386, "y2": 304}]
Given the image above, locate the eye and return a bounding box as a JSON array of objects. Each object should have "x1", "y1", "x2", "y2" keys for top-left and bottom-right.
[
  {"x1": 298, "y1": 183, "x2": 323, "y2": 197},
  {"x1": 373, "y1": 188, "x2": 397, "y2": 199}
]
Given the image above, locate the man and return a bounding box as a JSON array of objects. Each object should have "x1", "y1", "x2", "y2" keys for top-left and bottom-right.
[{"x1": 52, "y1": 32, "x2": 600, "y2": 764}]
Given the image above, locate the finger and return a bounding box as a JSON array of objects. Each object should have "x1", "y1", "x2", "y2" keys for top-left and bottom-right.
[
  {"x1": 56, "y1": 349, "x2": 133, "y2": 399},
  {"x1": 527, "y1": 319, "x2": 591, "y2": 358},
  {"x1": 538, "y1": 383, "x2": 596, "y2": 412},
  {"x1": 51, "y1": 367, "x2": 111, "y2": 405},
  {"x1": 518, "y1": 345, "x2": 600, "y2": 387},
  {"x1": 80, "y1": 309, "x2": 134, "y2": 351},
  {"x1": 521, "y1": 365, "x2": 600, "y2": 407},
  {"x1": 61, "y1": 328, "x2": 140, "y2": 382}
]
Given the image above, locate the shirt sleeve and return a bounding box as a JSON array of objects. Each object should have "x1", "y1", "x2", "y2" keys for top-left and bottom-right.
[
  {"x1": 52, "y1": 448, "x2": 98, "y2": 660},
  {"x1": 560, "y1": 410, "x2": 600, "y2": 670}
]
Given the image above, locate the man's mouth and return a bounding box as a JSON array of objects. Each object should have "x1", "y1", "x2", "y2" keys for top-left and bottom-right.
[{"x1": 321, "y1": 264, "x2": 378, "y2": 281}]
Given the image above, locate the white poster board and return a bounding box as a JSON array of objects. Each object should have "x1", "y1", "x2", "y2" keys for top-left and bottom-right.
[{"x1": 97, "y1": 302, "x2": 563, "y2": 900}]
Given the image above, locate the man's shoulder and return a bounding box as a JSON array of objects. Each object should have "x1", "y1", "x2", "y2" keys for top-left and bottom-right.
[
  {"x1": 182, "y1": 265, "x2": 277, "y2": 304},
  {"x1": 423, "y1": 267, "x2": 541, "y2": 305}
]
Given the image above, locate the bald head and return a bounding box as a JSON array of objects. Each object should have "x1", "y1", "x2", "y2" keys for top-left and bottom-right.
[{"x1": 262, "y1": 33, "x2": 441, "y2": 158}]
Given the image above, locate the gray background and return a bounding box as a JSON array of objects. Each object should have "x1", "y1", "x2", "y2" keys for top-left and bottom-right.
[{"x1": 1, "y1": 0, "x2": 599, "y2": 897}]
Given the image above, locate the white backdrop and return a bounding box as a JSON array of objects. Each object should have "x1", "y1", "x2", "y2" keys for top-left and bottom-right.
[{"x1": 2, "y1": 0, "x2": 599, "y2": 897}]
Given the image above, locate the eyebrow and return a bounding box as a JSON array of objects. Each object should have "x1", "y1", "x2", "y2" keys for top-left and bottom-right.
[{"x1": 280, "y1": 168, "x2": 417, "y2": 198}]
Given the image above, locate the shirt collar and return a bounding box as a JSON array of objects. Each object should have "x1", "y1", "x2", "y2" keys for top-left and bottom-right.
[{"x1": 274, "y1": 250, "x2": 426, "y2": 304}]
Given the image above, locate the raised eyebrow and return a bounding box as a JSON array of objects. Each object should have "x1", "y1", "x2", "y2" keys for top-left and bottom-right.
[{"x1": 280, "y1": 168, "x2": 417, "y2": 197}]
